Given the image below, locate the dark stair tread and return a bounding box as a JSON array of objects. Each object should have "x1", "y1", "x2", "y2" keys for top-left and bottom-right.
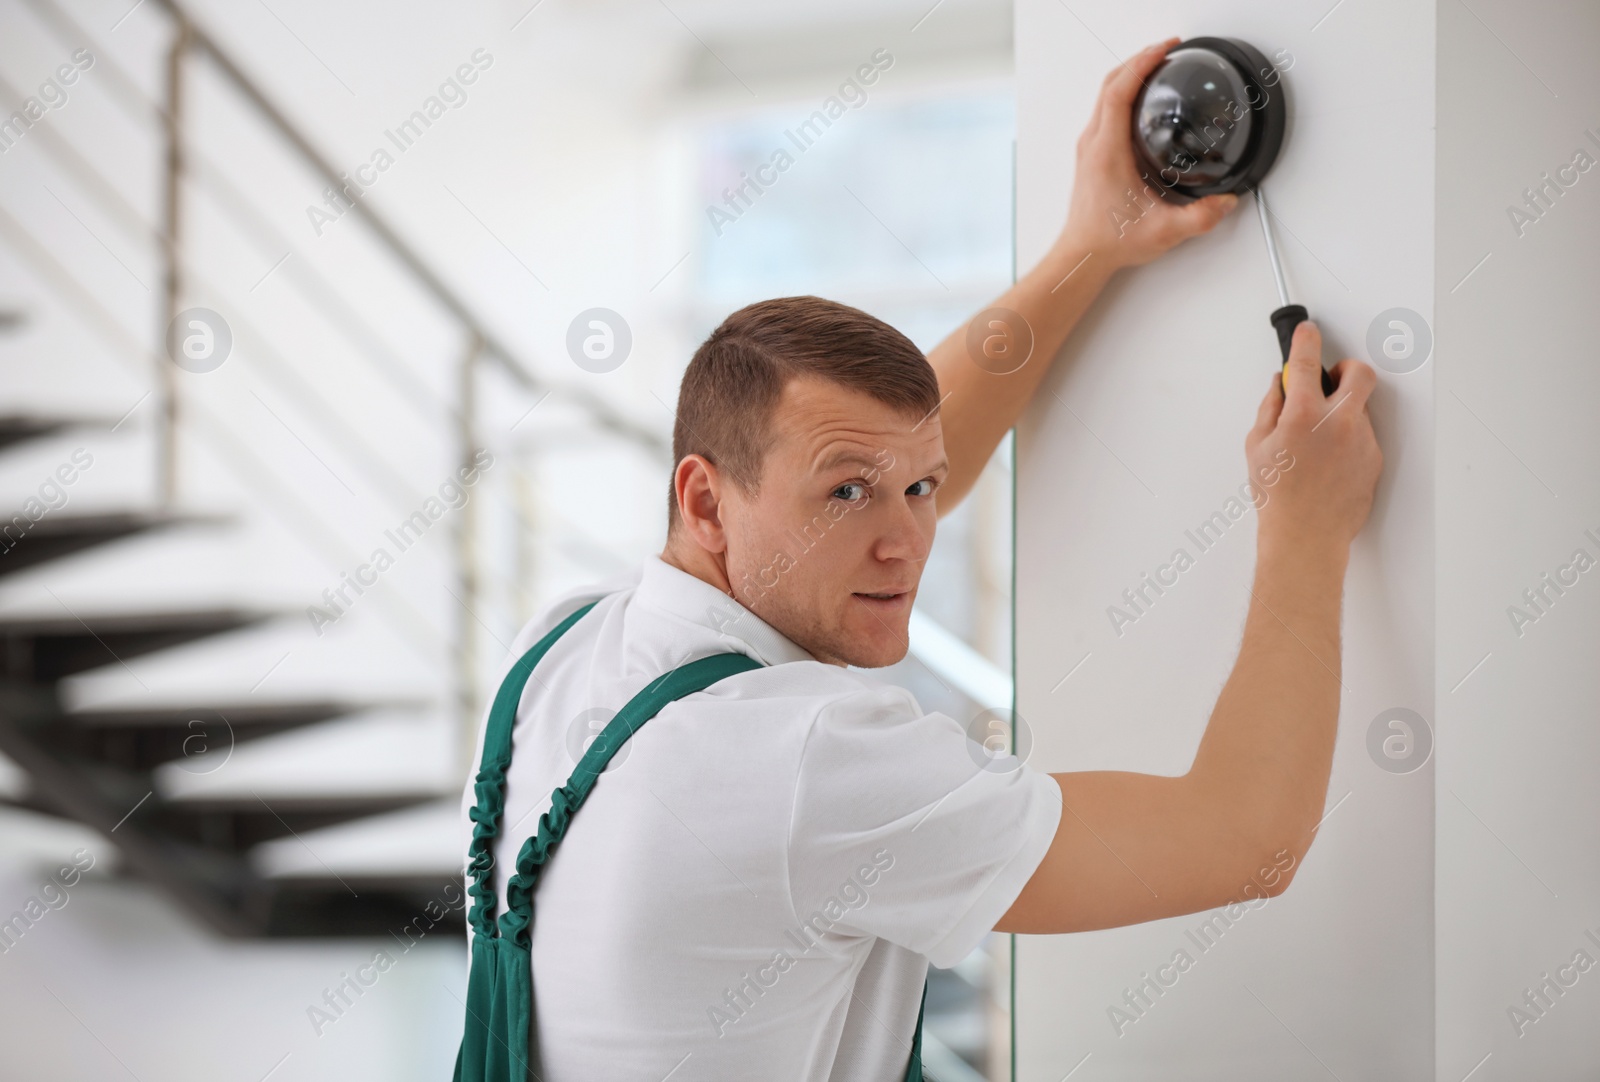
[
  {"x1": 0, "y1": 414, "x2": 115, "y2": 451},
  {"x1": 0, "y1": 415, "x2": 75, "y2": 450},
  {"x1": 50, "y1": 698, "x2": 430, "y2": 772},
  {"x1": 0, "y1": 510, "x2": 227, "y2": 578},
  {"x1": 255, "y1": 877, "x2": 468, "y2": 938},
  {"x1": 66, "y1": 697, "x2": 426, "y2": 729},
  {"x1": 0, "y1": 786, "x2": 460, "y2": 938},
  {"x1": 144, "y1": 790, "x2": 447, "y2": 851},
  {"x1": 0, "y1": 607, "x2": 282, "y2": 683},
  {"x1": 263, "y1": 868, "x2": 466, "y2": 888},
  {"x1": 162, "y1": 789, "x2": 448, "y2": 812}
]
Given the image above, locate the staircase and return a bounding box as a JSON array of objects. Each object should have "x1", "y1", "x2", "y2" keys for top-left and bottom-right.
[
  {"x1": 0, "y1": 0, "x2": 663, "y2": 939},
  {"x1": 0, "y1": 414, "x2": 465, "y2": 937}
]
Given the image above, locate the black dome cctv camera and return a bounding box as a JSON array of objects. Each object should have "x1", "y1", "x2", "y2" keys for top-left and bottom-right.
[
  {"x1": 1129, "y1": 38, "x2": 1332, "y2": 396},
  {"x1": 1131, "y1": 38, "x2": 1287, "y2": 203}
]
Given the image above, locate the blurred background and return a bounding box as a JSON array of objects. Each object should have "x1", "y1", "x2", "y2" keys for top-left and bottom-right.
[{"x1": 0, "y1": 0, "x2": 1028, "y2": 1077}]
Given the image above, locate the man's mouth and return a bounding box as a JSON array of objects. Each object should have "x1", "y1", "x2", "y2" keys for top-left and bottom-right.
[{"x1": 853, "y1": 590, "x2": 910, "y2": 611}]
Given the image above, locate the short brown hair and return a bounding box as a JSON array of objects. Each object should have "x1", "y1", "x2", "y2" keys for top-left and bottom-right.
[{"x1": 668, "y1": 296, "x2": 940, "y2": 527}]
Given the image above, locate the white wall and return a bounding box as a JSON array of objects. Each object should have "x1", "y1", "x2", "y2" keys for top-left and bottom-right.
[
  {"x1": 1013, "y1": 1, "x2": 1436, "y2": 1077},
  {"x1": 1435, "y1": 3, "x2": 1600, "y2": 1079}
]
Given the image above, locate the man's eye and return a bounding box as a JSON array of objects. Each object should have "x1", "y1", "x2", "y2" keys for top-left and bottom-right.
[
  {"x1": 907, "y1": 479, "x2": 935, "y2": 497},
  {"x1": 833, "y1": 482, "x2": 867, "y2": 503}
]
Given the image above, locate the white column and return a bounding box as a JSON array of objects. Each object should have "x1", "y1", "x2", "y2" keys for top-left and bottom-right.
[
  {"x1": 1435, "y1": 2, "x2": 1600, "y2": 1079},
  {"x1": 1014, "y1": 1, "x2": 1436, "y2": 1076}
]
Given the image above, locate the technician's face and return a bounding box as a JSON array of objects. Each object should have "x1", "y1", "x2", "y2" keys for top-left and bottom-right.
[{"x1": 723, "y1": 375, "x2": 946, "y2": 668}]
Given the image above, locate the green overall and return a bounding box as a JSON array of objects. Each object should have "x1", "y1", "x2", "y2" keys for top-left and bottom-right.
[{"x1": 452, "y1": 599, "x2": 927, "y2": 1081}]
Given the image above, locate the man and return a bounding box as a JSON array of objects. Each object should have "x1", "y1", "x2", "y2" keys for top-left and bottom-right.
[{"x1": 459, "y1": 39, "x2": 1382, "y2": 1080}]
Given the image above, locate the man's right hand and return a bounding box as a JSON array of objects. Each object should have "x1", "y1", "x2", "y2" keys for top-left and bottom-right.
[
  {"x1": 1247, "y1": 320, "x2": 1383, "y2": 554},
  {"x1": 997, "y1": 319, "x2": 1385, "y2": 937}
]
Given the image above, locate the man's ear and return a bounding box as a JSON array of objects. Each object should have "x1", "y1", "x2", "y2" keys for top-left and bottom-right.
[{"x1": 674, "y1": 454, "x2": 728, "y2": 553}]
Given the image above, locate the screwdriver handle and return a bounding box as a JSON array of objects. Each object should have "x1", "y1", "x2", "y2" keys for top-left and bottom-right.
[{"x1": 1270, "y1": 304, "x2": 1335, "y2": 397}]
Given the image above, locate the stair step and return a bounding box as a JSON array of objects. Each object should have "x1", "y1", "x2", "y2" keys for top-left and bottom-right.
[
  {"x1": 0, "y1": 415, "x2": 74, "y2": 451},
  {"x1": 257, "y1": 875, "x2": 467, "y2": 938},
  {"x1": 145, "y1": 790, "x2": 445, "y2": 851},
  {"x1": 0, "y1": 414, "x2": 108, "y2": 452},
  {"x1": 0, "y1": 607, "x2": 280, "y2": 683},
  {"x1": 0, "y1": 785, "x2": 453, "y2": 937},
  {"x1": 54, "y1": 699, "x2": 423, "y2": 772},
  {"x1": 0, "y1": 511, "x2": 224, "y2": 579},
  {"x1": 253, "y1": 797, "x2": 463, "y2": 879}
]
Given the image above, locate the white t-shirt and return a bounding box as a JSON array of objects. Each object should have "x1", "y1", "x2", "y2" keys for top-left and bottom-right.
[{"x1": 458, "y1": 555, "x2": 1062, "y2": 1081}]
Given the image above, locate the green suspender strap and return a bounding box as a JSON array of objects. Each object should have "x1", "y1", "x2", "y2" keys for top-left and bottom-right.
[
  {"x1": 450, "y1": 597, "x2": 929, "y2": 1082},
  {"x1": 905, "y1": 982, "x2": 927, "y2": 1082},
  {"x1": 453, "y1": 599, "x2": 764, "y2": 1081}
]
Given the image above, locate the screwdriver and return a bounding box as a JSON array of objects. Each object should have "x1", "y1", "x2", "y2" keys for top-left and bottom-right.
[{"x1": 1254, "y1": 186, "x2": 1334, "y2": 397}]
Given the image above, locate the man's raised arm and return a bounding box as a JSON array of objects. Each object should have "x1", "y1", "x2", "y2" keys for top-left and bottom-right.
[
  {"x1": 926, "y1": 38, "x2": 1240, "y2": 513},
  {"x1": 997, "y1": 322, "x2": 1383, "y2": 933}
]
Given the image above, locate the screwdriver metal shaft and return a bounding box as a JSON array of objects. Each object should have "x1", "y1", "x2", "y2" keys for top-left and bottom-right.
[
  {"x1": 1255, "y1": 186, "x2": 1291, "y2": 308},
  {"x1": 1254, "y1": 185, "x2": 1332, "y2": 396}
]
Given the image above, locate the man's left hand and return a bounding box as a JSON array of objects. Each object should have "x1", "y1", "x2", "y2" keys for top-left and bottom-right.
[{"x1": 1059, "y1": 38, "x2": 1242, "y2": 271}]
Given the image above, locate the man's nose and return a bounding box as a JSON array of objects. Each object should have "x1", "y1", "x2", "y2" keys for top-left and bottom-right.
[{"x1": 871, "y1": 496, "x2": 931, "y2": 566}]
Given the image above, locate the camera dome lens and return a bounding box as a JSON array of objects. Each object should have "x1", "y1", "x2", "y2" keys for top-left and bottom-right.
[{"x1": 1134, "y1": 46, "x2": 1256, "y2": 190}]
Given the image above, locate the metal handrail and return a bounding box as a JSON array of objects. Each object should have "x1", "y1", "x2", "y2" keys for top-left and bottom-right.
[
  {"x1": 18, "y1": 0, "x2": 452, "y2": 430},
  {"x1": 17, "y1": 0, "x2": 669, "y2": 483},
  {"x1": 0, "y1": 201, "x2": 448, "y2": 664},
  {"x1": 0, "y1": 70, "x2": 431, "y2": 516},
  {"x1": 144, "y1": 0, "x2": 666, "y2": 455}
]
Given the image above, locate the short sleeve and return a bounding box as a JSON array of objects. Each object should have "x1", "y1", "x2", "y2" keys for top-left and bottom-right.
[{"x1": 784, "y1": 685, "x2": 1063, "y2": 969}]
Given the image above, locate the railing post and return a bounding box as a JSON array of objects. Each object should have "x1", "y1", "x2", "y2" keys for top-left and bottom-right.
[
  {"x1": 158, "y1": 17, "x2": 191, "y2": 507},
  {"x1": 457, "y1": 332, "x2": 484, "y2": 777},
  {"x1": 513, "y1": 458, "x2": 539, "y2": 629}
]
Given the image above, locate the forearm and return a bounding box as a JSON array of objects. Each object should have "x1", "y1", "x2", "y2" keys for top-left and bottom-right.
[
  {"x1": 928, "y1": 36, "x2": 1241, "y2": 515},
  {"x1": 1187, "y1": 532, "x2": 1350, "y2": 865},
  {"x1": 926, "y1": 236, "x2": 1115, "y2": 511}
]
